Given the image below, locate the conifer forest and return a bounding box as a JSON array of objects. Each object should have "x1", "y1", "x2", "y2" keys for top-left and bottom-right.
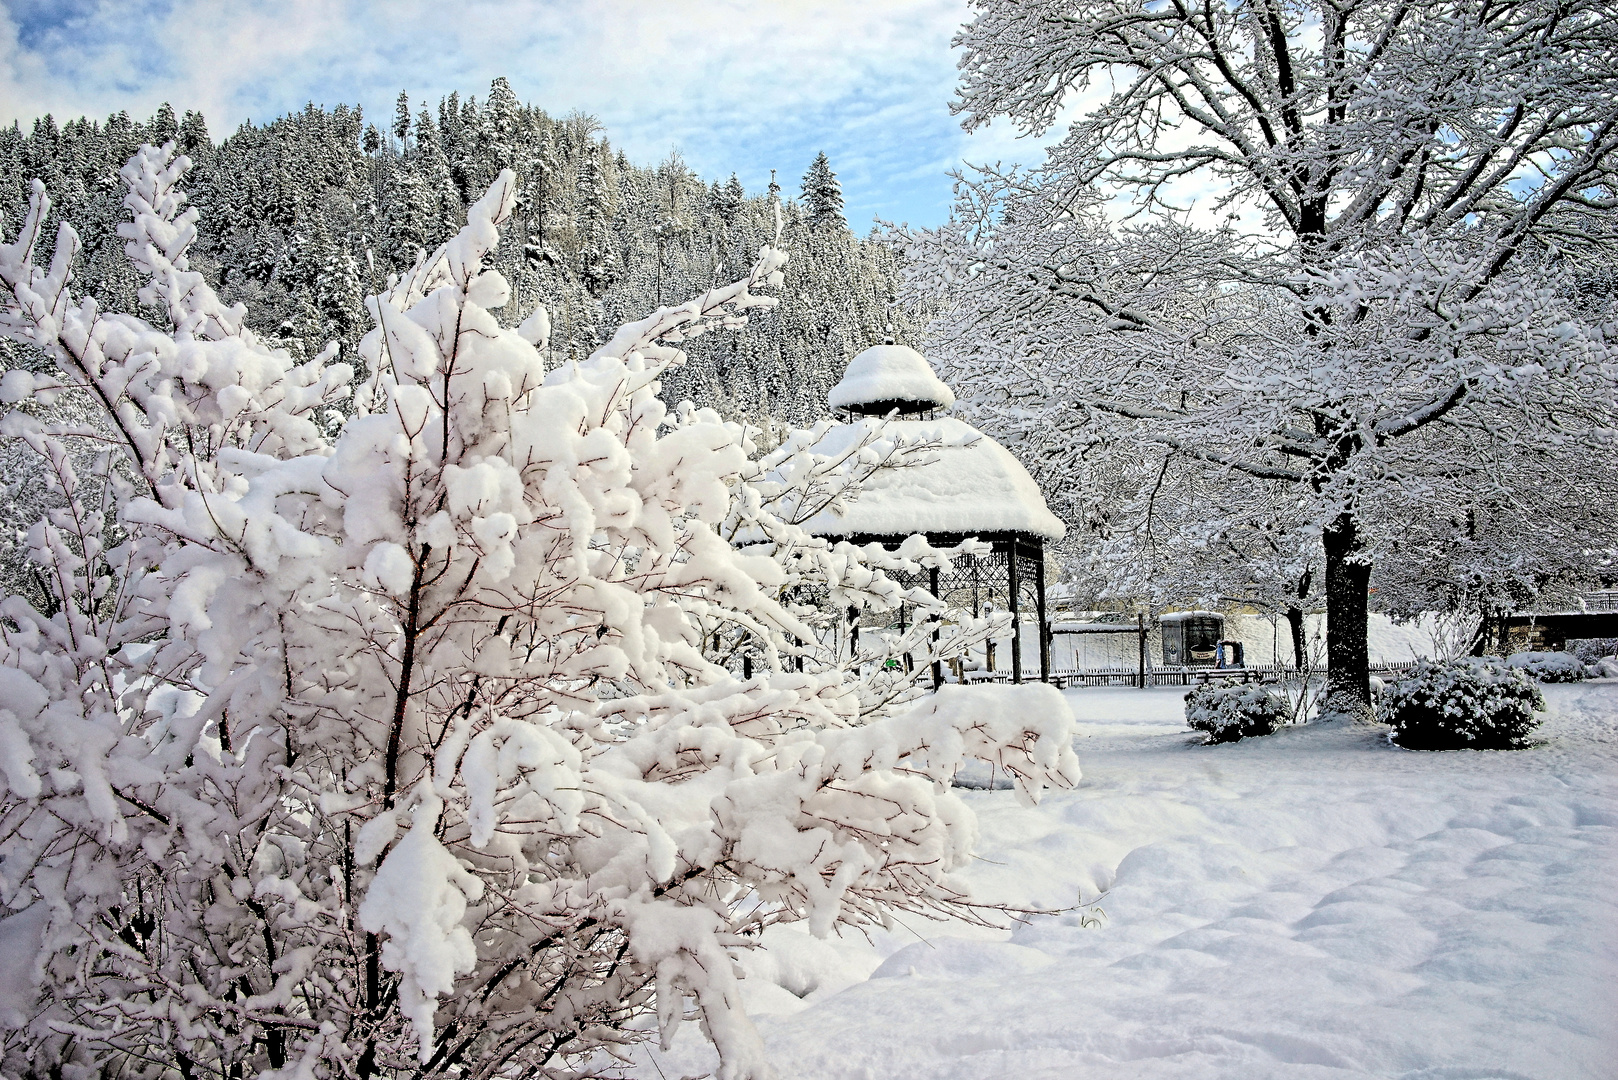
[{"x1": 0, "y1": 79, "x2": 910, "y2": 426}]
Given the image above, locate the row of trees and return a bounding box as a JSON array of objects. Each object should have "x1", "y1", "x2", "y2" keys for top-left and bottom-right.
[
  {"x1": 0, "y1": 80, "x2": 913, "y2": 429},
  {"x1": 905, "y1": 0, "x2": 1618, "y2": 713}
]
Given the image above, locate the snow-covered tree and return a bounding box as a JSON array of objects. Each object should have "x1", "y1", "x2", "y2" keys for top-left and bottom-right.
[
  {"x1": 0, "y1": 145, "x2": 1079, "y2": 1079},
  {"x1": 392, "y1": 91, "x2": 411, "y2": 148},
  {"x1": 801, "y1": 152, "x2": 846, "y2": 233},
  {"x1": 911, "y1": 0, "x2": 1618, "y2": 715}
]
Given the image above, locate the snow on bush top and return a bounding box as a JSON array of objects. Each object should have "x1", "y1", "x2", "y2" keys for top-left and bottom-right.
[
  {"x1": 828, "y1": 344, "x2": 956, "y2": 411},
  {"x1": 1505, "y1": 651, "x2": 1587, "y2": 682},
  {"x1": 1183, "y1": 682, "x2": 1284, "y2": 743},
  {"x1": 796, "y1": 416, "x2": 1066, "y2": 541},
  {"x1": 1382, "y1": 658, "x2": 1544, "y2": 750}
]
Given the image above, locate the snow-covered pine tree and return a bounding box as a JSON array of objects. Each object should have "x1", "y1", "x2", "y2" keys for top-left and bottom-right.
[
  {"x1": 912, "y1": 0, "x2": 1618, "y2": 716},
  {"x1": 801, "y1": 151, "x2": 846, "y2": 232},
  {"x1": 0, "y1": 144, "x2": 1079, "y2": 1080},
  {"x1": 392, "y1": 91, "x2": 411, "y2": 149}
]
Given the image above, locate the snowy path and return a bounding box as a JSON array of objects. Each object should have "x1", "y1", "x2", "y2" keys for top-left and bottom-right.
[{"x1": 635, "y1": 682, "x2": 1618, "y2": 1080}]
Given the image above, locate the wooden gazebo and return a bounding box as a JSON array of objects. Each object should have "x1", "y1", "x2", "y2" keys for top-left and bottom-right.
[{"x1": 802, "y1": 345, "x2": 1066, "y2": 683}]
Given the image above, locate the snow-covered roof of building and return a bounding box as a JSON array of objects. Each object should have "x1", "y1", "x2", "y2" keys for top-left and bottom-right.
[
  {"x1": 827, "y1": 345, "x2": 955, "y2": 412},
  {"x1": 799, "y1": 417, "x2": 1065, "y2": 541},
  {"x1": 1159, "y1": 610, "x2": 1223, "y2": 623}
]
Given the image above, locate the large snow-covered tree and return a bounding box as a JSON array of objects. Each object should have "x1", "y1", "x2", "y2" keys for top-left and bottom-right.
[
  {"x1": 910, "y1": 0, "x2": 1618, "y2": 714},
  {"x1": 0, "y1": 145, "x2": 1079, "y2": 1079}
]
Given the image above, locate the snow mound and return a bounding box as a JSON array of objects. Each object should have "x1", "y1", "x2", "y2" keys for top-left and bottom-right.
[
  {"x1": 870, "y1": 938, "x2": 1055, "y2": 979},
  {"x1": 799, "y1": 417, "x2": 1065, "y2": 541},
  {"x1": 828, "y1": 344, "x2": 955, "y2": 412}
]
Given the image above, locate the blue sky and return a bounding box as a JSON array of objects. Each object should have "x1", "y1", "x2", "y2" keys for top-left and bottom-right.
[{"x1": 0, "y1": 0, "x2": 1067, "y2": 229}]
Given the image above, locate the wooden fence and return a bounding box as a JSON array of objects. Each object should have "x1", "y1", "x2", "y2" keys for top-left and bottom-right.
[{"x1": 965, "y1": 660, "x2": 1421, "y2": 689}]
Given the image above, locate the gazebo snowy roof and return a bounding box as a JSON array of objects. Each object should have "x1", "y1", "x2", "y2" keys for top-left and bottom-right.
[
  {"x1": 827, "y1": 344, "x2": 955, "y2": 415},
  {"x1": 799, "y1": 417, "x2": 1066, "y2": 542}
]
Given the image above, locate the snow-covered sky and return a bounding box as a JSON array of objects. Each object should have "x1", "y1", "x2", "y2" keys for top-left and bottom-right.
[{"x1": 0, "y1": 0, "x2": 1069, "y2": 229}]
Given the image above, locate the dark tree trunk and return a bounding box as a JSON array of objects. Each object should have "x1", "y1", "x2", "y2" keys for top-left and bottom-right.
[
  {"x1": 1322, "y1": 511, "x2": 1372, "y2": 719},
  {"x1": 1286, "y1": 567, "x2": 1313, "y2": 669},
  {"x1": 1287, "y1": 606, "x2": 1307, "y2": 670}
]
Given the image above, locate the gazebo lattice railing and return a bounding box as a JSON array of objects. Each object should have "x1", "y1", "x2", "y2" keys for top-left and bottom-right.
[{"x1": 831, "y1": 531, "x2": 1050, "y2": 685}]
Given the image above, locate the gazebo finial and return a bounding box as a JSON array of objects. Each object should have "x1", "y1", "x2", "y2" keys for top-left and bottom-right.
[{"x1": 828, "y1": 343, "x2": 954, "y2": 420}]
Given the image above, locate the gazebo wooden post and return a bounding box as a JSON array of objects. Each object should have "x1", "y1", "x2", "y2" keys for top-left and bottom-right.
[
  {"x1": 1035, "y1": 546, "x2": 1049, "y2": 683},
  {"x1": 929, "y1": 565, "x2": 943, "y2": 690},
  {"x1": 1008, "y1": 541, "x2": 1023, "y2": 684}
]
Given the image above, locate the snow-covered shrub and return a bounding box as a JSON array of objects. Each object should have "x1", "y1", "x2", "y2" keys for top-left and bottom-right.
[
  {"x1": 1382, "y1": 659, "x2": 1545, "y2": 751},
  {"x1": 1184, "y1": 683, "x2": 1286, "y2": 743},
  {"x1": 1591, "y1": 657, "x2": 1618, "y2": 679},
  {"x1": 0, "y1": 146, "x2": 1081, "y2": 1080},
  {"x1": 1506, "y1": 651, "x2": 1588, "y2": 682}
]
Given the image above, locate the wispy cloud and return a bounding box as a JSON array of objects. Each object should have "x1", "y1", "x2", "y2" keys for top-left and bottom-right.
[{"x1": 0, "y1": 0, "x2": 1067, "y2": 227}]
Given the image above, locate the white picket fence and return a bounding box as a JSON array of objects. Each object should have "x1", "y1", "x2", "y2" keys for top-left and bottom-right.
[{"x1": 963, "y1": 660, "x2": 1422, "y2": 688}]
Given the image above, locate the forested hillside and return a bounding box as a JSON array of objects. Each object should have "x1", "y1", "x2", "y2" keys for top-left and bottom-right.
[{"x1": 0, "y1": 78, "x2": 913, "y2": 426}]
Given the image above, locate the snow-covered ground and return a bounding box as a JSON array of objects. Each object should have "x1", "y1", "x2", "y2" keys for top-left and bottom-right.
[{"x1": 632, "y1": 681, "x2": 1618, "y2": 1079}]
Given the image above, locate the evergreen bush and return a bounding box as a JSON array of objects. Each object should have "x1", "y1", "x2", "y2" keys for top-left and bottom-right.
[
  {"x1": 1383, "y1": 659, "x2": 1545, "y2": 750},
  {"x1": 1184, "y1": 683, "x2": 1286, "y2": 743}
]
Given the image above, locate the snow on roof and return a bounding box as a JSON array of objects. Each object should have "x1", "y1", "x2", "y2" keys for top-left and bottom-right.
[
  {"x1": 1159, "y1": 610, "x2": 1224, "y2": 623},
  {"x1": 827, "y1": 345, "x2": 956, "y2": 412},
  {"x1": 799, "y1": 416, "x2": 1065, "y2": 541}
]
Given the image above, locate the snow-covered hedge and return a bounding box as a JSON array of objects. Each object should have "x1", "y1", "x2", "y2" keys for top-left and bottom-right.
[
  {"x1": 1184, "y1": 683, "x2": 1286, "y2": 743},
  {"x1": 1505, "y1": 651, "x2": 1588, "y2": 683},
  {"x1": 1383, "y1": 659, "x2": 1545, "y2": 751}
]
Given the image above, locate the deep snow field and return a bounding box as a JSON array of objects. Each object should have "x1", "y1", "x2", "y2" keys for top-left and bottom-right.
[{"x1": 631, "y1": 681, "x2": 1618, "y2": 1080}]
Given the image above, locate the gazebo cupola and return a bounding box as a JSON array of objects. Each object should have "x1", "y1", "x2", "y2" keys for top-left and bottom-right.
[
  {"x1": 802, "y1": 345, "x2": 1065, "y2": 684},
  {"x1": 827, "y1": 344, "x2": 955, "y2": 421}
]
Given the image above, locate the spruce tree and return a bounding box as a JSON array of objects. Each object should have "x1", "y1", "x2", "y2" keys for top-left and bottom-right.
[
  {"x1": 801, "y1": 151, "x2": 846, "y2": 231},
  {"x1": 392, "y1": 90, "x2": 411, "y2": 147}
]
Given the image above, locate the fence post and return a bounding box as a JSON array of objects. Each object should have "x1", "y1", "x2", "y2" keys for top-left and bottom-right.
[{"x1": 1137, "y1": 613, "x2": 1147, "y2": 688}]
